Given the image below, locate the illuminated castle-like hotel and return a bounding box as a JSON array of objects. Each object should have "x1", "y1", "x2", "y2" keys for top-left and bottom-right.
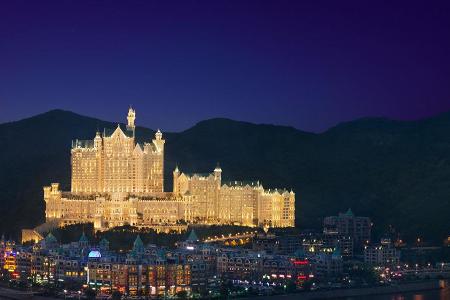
[{"x1": 44, "y1": 108, "x2": 295, "y2": 231}]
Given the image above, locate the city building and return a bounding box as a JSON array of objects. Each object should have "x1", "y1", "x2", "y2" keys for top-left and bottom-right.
[
  {"x1": 40, "y1": 108, "x2": 295, "y2": 232},
  {"x1": 252, "y1": 233, "x2": 279, "y2": 254},
  {"x1": 12, "y1": 231, "x2": 321, "y2": 296},
  {"x1": 277, "y1": 235, "x2": 301, "y2": 255},
  {"x1": 364, "y1": 238, "x2": 400, "y2": 267},
  {"x1": 251, "y1": 233, "x2": 301, "y2": 255},
  {"x1": 1, "y1": 237, "x2": 19, "y2": 279},
  {"x1": 323, "y1": 208, "x2": 371, "y2": 254},
  {"x1": 312, "y1": 249, "x2": 343, "y2": 279}
]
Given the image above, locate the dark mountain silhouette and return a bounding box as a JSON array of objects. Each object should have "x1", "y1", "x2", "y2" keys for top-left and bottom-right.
[{"x1": 1, "y1": 109, "x2": 449, "y2": 242}]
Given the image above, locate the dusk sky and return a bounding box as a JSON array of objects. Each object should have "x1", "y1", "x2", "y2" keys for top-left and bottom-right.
[{"x1": 1, "y1": 1, "x2": 450, "y2": 132}]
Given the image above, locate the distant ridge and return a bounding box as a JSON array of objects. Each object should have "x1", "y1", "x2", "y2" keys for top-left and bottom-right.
[{"x1": 1, "y1": 109, "x2": 450, "y2": 242}]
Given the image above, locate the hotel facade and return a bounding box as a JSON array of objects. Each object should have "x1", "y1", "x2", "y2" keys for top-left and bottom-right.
[{"x1": 44, "y1": 108, "x2": 295, "y2": 231}]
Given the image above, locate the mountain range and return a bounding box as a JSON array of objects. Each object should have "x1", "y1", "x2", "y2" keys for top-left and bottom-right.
[{"x1": 1, "y1": 109, "x2": 449, "y2": 243}]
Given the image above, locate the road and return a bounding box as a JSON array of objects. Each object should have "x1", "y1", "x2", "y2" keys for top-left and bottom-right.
[{"x1": 0, "y1": 287, "x2": 59, "y2": 300}]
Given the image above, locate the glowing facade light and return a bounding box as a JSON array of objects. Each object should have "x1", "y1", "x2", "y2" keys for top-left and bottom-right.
[{"x1": 88, "y1": 250, "x2": 102, "y2": 258}]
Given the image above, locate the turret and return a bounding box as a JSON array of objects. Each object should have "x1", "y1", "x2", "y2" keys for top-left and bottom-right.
[
  {"x1": 214, "y1": 163, "x2": 222, "y2": 188},
  {"x1": 214, "y1": 163, "x2": 222, "y2": 176},
  {"x1": 173, "y1": 165, "x2": 180, "y2": 194},
  {"x1": 51, "y1": 183, "x2": 60, "y2": 194},
  {"x1": 131, "y1": 235, "x2": 145, "y2": 257},
  {"x1": 79, "y1": 232, "x2": 89, "y2": 248},
  {"x1": 155, "y1": 129, "x2": 162, "y2": 140},
  {"x1": 127, "y1": 107, "x2": 136, "y2": 133},
  {"x1": 153, "y1": 129, "x2": 165, "y2": 152},
  {"x1": 99, "y1": 238, "x2": 110, "y2": 251},
  {"x1": 43, "y1": 186, "x2": 51, "y2": 200},
  {"x1": 94, "y1": 131, "x2": 102, "y2": 149}
]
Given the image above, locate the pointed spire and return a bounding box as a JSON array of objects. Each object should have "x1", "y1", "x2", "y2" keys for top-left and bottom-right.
[
  {"x1": 345, "y1": 208, "x2": 354, "y2": 217},
  {"x1": 127, "y1": 107, "x2": 136, "y2": 132},
  {"x1": 214, "y1": 162, "x2": 222, "y2": 173},
  {"x1": 133, "y1": 143, "x2": 143, "y2": 154},
  {"x1": 45, "y1": 232, "x2": 58, "y2": 244},
  {"x1": 186, "y1": 230, "x2": 199, "y2": 242},
  {"x1": 155, "y1": 129, "x2": 163, "y2": 140},
  {"x1": 79, "y1": 232, "x2": 89, "y2": 243},
  {"x1": 99, "y1": 237, "x2": 110, "y2": 250},
  {"x1": 133, "y1": 235, "x2": 144, "y2": 251}
]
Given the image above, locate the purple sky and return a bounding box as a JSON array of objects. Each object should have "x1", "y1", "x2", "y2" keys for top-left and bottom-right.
[{"x1": 1, "y1": 1, "x2": 450, "y2": 132}]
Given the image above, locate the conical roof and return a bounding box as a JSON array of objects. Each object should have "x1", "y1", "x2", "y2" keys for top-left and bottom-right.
[
  {"x1": 157, "y1": 248, "x2": 166, "y2": 259},
  {"x1": 345, "y1": 208, "x2": 354, "y2": 217},
  {"x1": 186, "y1": 230, "x2": 198, "y2": 242},
  {"x1": 45, "y1": 232, "x2": 57, "y2": 244},
  {"x1": 133, "y1": 235, "x2": 144, "y2": 250},
  {"x1": 99, "y1": 237, "x2": 109, "y2": 247},
  {"x1": 79, "y1": 232, "x2": 89, "y2": 243}
]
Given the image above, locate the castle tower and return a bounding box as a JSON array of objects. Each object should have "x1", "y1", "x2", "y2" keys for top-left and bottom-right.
[
  {"x1": 173, "y1": 165, "x2": 180, "y2": 195},
  {"x1": 214, "y1": 163, "x2": 222, "y2": 185},
  {"x1": 127, "y1": 107, "x2": 136, "y2": 134},
  {"x1": 94, "y1": 131, "x2": 103, "y2": 192},
  {"x1": 213, "y1": 163, "x2": 222, "y2": 220},
  {"x1": 150, "y1": 129, "x2": 165, "y2": 192},
  {"x1": 94, "y1": 131, "x2": 102, "y2": 149},
  {"x1": 154, "y1": 129, "x2": 164, "y2": 150}
]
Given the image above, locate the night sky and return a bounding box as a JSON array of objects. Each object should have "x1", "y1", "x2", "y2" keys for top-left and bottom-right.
[{"x1": 1, "y1": 1, "x2": 450, "y2": 132}]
